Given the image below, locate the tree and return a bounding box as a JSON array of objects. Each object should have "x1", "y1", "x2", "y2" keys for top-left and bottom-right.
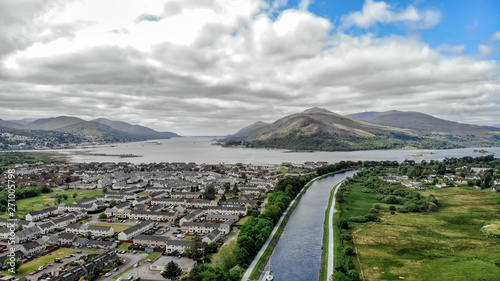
[
  {"x1": 109, "y1": 200, "x2": 117, "y2": 208},
  {"x1": 73, "y1": 193, "x2": 78, "y2": 199},
  {"x1": 204, "y1": 185, "x2": 216, "y2": 200},
  {"x1": 4, "y1": 259, "x2": 21, "y2": 273},
  {"x1": 102, "y1": 187, "x2": 108, "y2": 194},
  {"x1": 213, "y1": 241, "x2": 239, "y2": 269},
  {"x1": 232, "y1": 184, "x2": 239, "y2": 195},
  {"x1": 99, "y1": 213, "x2": 107, "y2": 221},
  {"x1": 161, "y1": 260, "x2": 182, "y2": 281}
]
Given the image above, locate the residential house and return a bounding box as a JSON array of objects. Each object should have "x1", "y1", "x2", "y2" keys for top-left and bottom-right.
[
  {"x1": 179, "y1": 210, "x2": 203, "y2": 226},
  {"x1": 128, "y1": 210, "x2": 178, "y2": 222},
  {"x1": 171, "y1": 192, "x2": 202, "y2": 199},
  {"x1": 165, "y1": 240, "x2": 193, "y2": 254},
  {"x1": 36, "y1": 221, "x2": 56, "y2": 234},
  {"x1": 118, "y1": 221, "x2": 154, "y2": 241},
  {"x1": 19, "y1": 240, "x2": 45, "y2": 257},
  {"x1": 205, "y1": 206, "x2": 247, "y2": 216},
  {"x1": 134, "y1": 235, "x2": 170, "y2": 247},
  {"x1": 202, "y1": 229, "x2": 221, "y2": 244},
  {"x1": 25, "y1": 207, "x2": 58, "y2": 221},
  {"x1": 181, "y1": 222, "x2": 230, "y2": 235},
  {"x1": 58, "y1": 233, "x2": 77, "y2": 245}
]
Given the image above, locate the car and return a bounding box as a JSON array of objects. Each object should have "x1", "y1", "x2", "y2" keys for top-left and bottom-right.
[
  {"x1": 54, "y1": 258, "x2": 63, "y2": 263},
  {"x1": 171, "y1": 225, "x2": 176, "y2": 227},
  {"x1": 114, "y1": 268, "x2": 119, "y2": 272},
  {"x1": 70, "y1": 254, "x2": 76, "y2": 257},
  {"x1": 133, "y1": 263, "x2": 139, "y2": 267},
  {"x1": 76, "y1": 251, "x2": 82, "y2": 254},
  {"x1": 65, "y1": 255, "x2": 71, "y2": 258},
  {"x1": 172, "y1": 232, "x2": 178, "y2": 234},
  {"x1": 133, "y1": 251, "x2": 138, "y2": 254},
  {"x1": 117, "y1": 278, "x2": 122, "y2": 281},
  {"x1": 104, "y1": 273, "x2": 111, "y2": 277},
  {"x1": 128, "y1": 276, "x2": 133, "y2": 280}
]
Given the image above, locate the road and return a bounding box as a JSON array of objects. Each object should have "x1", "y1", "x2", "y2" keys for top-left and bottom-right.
[
  {"x1": 99, "y1": 253, "x2": 146, "y2": 281},
  {"x1": 327, "y1": 182, "x2": 344, "y2": 280}
]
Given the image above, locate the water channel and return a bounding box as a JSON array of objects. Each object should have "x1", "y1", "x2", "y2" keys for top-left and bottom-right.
[{"x1": 266, "y1": 170, "x2": 358, "y2": 281}]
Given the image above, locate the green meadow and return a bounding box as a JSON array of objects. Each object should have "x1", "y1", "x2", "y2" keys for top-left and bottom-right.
[
  {"x1": 5, "y1": 189, "x2": 109, "y2": 219},
  {"x1": 339, "y1": 183, "x2": 500, "y2": 281}
]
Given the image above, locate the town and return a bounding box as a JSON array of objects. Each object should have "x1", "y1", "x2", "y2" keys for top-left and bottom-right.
[{"x1": 0, "y1": 160, "x2": 324, "y2": 281}]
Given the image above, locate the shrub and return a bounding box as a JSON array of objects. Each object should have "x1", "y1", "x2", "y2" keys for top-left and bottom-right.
[
  {"x1": 399, "y1": 207, "x2": 409, "y2": 213},
  {"x1": 364, "y1": 214, "x2": 381, "y2": 222},
  {"x1": 348, "y1": 270, "x2": 360, "y2": 281},
  {"x1": 389, "y1": 205, "x2": 396, "y2": 211},
  {"x1": 344, "y1": 245, "x2": 355, "y2": 256},
  {"x1": 373, "y1": 203, "x2": 381, "y2": 209},
  {"x1": 369, "y1": 208, "x2": 379, "y2": 213}
]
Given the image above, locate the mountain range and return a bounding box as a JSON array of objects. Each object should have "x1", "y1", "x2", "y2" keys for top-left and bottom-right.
[
  {"x1": 226, "y1": 108, "x2": 500, "y2": 151},
  {"x1": 0, "y1": 116, "x2": 179, "y2": 145}
]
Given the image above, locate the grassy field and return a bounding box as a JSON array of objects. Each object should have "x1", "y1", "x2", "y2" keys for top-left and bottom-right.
[
  {"x1": 346, "y1": 185, "x2": 500, "y2": 281},
  {"x1": 15, "y1": 248, "x2": 96, "y2": 278},
  {"x1": 93, "y1": 223, "x2": 132, "y2": 233},
  {"x1": 5, "y1": 189, "x2": 111, "y2": 219},
  {"x1": 234, "y1": 216, "x2": 250, "y2": 226},
  {"x1": 0, "y1": 152, "x2": 55, "y2": 169},
  {"x1": 117, "y1": 243, "x2": 132, "y2": 250}
]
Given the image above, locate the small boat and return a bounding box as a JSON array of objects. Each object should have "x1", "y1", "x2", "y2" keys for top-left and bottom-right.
[
  {"x1": 143, "y1": 140, "x2": 161, "y2": 145},
  {"x1": 263, "y1": 271, "x2": 274, "y2": 281}
]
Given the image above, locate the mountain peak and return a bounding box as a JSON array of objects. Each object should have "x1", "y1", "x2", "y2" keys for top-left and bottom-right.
[{"x1": 303, "y1": 107, "x2": 333, "y2": 114}]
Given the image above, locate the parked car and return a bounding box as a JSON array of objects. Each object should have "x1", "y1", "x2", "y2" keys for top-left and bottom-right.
[
  {"x1": 117, "y1": 278, "x2": 122, "y2": 281},
  {"x1": 114, "y1": 267, "x2": 119, "y2": 272},
  {"x1": 70, "y1": 254, "x2": 76, "y2": 257},
  {"x1": 133, "y1": 251, "x2": 138, "y2": 254},
  {"x1": 133, "y1": 263, "x2": 139, "y2": 267},
  {"x1": 104, "y1": 273, "x2": 112, "y2": 277},
  {"x1": 76, "y1": 251, "x2": 82, "y2": 254},
  {"x1": 128, "y1": 275, "x2": 133, "y2": 280},
  {"x1": 54, "y1": 258, "x2": 63, "y2": 263}
]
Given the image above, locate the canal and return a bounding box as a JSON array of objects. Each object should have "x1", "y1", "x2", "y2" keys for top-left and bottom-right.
[{"x1": 266, "y1": 170, "x2": 358, "y2": 281}]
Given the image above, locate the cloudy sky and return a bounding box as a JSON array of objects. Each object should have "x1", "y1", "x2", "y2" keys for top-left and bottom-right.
[{"x1": 0, "y1": 0, "x2": 499, "y2": 136}]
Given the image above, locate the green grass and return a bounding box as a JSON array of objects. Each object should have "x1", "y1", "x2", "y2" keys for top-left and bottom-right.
[
  {"x1": 14, "y1": 248, "x2": 96, "y2": 278},
  {"x1": 343, "y1": 184, "x2": 500, "y2": 281},
  {"x1": 0, "y1": 152, "x2": 55, "y2": 169},
  {"x1": 93, "y1": 223, "x2": 132, "y2": 233},
  {"x1": 117, "y1": 243, "x2": 132, "y2": 250},
  {"x1": 234, "y1": 216, "x2": 250, "y2": 226},
  {"x1": 5, "y1": 189, "x2": 112, "y2": 219}
]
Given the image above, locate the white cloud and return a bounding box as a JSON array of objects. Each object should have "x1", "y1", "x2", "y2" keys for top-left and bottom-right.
[
  {"x1": 298, "y1": 0, "x2": 312, "y2": 11},
  {"x1": 436, "y1": 44, "x2": 466, "y2": 55},
  {"x1": 489, "y1": 31, "x2": 500, "y2": 42},
  {"x1": 341, "y1": 0, "x2": 441, "y2": 30},
  {"x1": 0, "y1": 0, "x2": 498, "y2": 135}
]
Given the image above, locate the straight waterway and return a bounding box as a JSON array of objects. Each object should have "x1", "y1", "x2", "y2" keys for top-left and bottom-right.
[{"x1": 265, "y1": 170, "x2": 358, "y2": 281}]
